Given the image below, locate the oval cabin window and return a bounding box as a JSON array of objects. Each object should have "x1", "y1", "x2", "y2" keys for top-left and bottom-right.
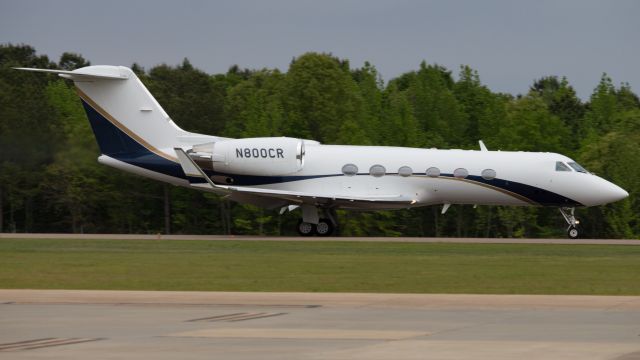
[
  {"x1": 398, "y1": 166, "x2": 413, "y2": 177},
  {"x1": 426, "y1": 167, "x2": 440, "y2": 177},
  {"x1": 481, "y1": 169, "x2": 496, "y2": 180},
  {"x1": 453, "y1": 168, "x2": 469, "y2": 179},
  {"x1": 369, "y1": 164, "x2": 386, "y2": 177},
  {"x1": 342, "y1": 164, "x2": 358, "y2": 176}
]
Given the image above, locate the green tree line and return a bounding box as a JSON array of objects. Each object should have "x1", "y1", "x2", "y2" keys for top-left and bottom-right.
[{"x1": 1, "y1": 44, "x2": 638, "y2": 238}]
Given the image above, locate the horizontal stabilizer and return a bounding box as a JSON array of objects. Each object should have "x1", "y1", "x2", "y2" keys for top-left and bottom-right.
[{"x1": 14, "y1": 66, "x2": 129, "y2": 81}]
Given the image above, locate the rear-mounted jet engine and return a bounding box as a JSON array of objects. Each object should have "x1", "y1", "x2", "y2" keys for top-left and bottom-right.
[{"x1": 190, "y1": 137, "x2": 305, "y2": 176}]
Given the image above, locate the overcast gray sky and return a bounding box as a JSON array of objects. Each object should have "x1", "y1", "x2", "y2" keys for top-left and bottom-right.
[{"x1": 1, "y1": 0, "x2": 637, "y2": 99}]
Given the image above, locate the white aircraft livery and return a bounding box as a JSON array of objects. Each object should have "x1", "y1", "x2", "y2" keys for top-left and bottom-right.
[{"x1": 16, "y1": 65, "x2": 629, "y2": 238}]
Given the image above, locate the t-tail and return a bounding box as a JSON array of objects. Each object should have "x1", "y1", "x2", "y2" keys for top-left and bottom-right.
[{"x1": 15, "y1": 65, "x2": 223, "y2": 185}]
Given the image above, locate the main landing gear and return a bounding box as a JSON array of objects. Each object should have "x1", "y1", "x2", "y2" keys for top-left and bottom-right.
[
  {"x1": 297, "y1": 218, "x2": 335, "y2": 236},
  {"x1": 559, "y1": 207, "x2": 580, "y2": 239},
  {"x1": 296, "y1": 205, "x2": 338, "y2": 237}
]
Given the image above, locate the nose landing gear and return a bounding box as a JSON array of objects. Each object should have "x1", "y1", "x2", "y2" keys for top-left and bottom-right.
[{"x1": 559, "y1": 207, "x2": 580, "y2": 239}]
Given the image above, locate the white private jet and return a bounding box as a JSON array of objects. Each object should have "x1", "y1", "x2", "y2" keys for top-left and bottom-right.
[{"x1": 17, "y1": 65, "x2": 629, "y2": 238}]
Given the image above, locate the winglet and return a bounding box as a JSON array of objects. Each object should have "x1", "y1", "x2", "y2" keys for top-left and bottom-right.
[{"x1": 479, "y1": 140, "x2": 488, "y2": 151}]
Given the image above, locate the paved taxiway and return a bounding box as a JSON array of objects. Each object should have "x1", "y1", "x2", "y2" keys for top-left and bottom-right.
[
  {"x1": 1, "y1": 290, "x2": 640, "y2": 359},
  {"x1": 1, "y1": 233, "x2": 639, "y2": 245}
]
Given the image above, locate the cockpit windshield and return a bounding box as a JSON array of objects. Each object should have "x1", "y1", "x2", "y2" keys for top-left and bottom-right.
[
  {"x1": 568, "y1": 162, "x2": 588, "y2": 173},
  {"x1": 556, "y1": 161, "x2": 590, "y2": 173},
  {"x1": 555, "y1": 161, "x2": 571, "y2": 172}
]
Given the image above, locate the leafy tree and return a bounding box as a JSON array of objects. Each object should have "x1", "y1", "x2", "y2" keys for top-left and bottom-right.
[
  {"x1": 0, "y1": 44, "x2": 59, "y2": 232},
  {"x1": 406, "y1": 62, "x2": 468, "y2": 148},
  {"x1": 495, "y1": 94, "x2": 570, "y2": 154},
  {"x1": 58, "y1": 52, "x2": 90, "y2": 70},
  {"x1": 350, "y1": 61, "x2": 383, "y2": 144},
  {"x1": 578, "y1": 109, "x2": 640, "y2": 238},
  {"x1": 454, "y1": 65, "x2": 511, "y2": 150},
  {"x1": 223, "y1": 69, "x2": 285, "y2": 138},
  {"x1": 40, "y1": 79, "x2": 97, "y2": 232},
  {"x1": 146, "y1": 58, "x2": 226, "y2": 135},
  {"x1": 582, "y1": 74, "x2": 618, "y2": 138},
  {"x1": 282, "y1": 52, "x2": 365, "y2": 143},
  {"x1": 380, "y1": 83, "x2": 422, "y2": 147},
  {"x1": 615, "y1": 83, "x2": 640, "y2": 111},
  {"x1": 530, "y1": 76, "x2": 584, "y2": 148}
]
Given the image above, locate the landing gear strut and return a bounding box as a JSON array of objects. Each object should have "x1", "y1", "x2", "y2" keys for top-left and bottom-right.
[{"x1": 559, "y1": 207, "x2": 580, "y2": 239}]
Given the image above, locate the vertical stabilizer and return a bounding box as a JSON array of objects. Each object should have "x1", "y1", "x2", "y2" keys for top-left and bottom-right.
[
  {"x1": 72, "y1": 66, "x2": 185, "y2": 160},
  {"x1": 16, "y1": 65, "x2": 188, "y2": 160}
]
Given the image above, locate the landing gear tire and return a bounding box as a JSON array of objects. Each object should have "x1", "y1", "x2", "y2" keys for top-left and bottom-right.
[
  {"x1": 315, "y1": 218, "x2": 334, "y2": 237},
  {"x1": 568, "y1": 226, "x2": 579, "y2": 239},
  {"x1": 297, "y1": 219, "x2": 315, "y2": 237}
]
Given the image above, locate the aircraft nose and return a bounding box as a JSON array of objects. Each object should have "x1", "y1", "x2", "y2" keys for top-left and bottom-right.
[
  {"x1": 596, "y1": 180, "x2": 628, "y2": 205},
  {"x1": 611, "y1": 184, "x2": 629, "y2": 202}
]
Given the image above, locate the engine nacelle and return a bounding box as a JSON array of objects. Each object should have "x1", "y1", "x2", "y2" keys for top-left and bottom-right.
[{"x1": 192, "y1": 137, "x2": 305, "y2": 176}]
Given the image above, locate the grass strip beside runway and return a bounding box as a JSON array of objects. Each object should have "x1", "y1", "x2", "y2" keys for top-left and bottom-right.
[{"x1": 0, "y1": 239, "x2": 639, "y2": 295}]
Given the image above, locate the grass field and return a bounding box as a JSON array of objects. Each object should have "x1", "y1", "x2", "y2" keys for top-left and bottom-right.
[{"x1": 0, "y1": 238, "x2": 639, "y2": 295}]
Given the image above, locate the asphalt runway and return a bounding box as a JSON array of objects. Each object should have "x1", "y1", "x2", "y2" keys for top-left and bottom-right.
[
  {"x1": 1, "y1": 233, "x2": 639, "y2": 245},
  {"x1": 1, "y1": 290, "x2": 640, "y2": 359}
]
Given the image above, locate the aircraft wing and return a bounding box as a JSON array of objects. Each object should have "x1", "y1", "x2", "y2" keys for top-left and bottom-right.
[
  {"x1": 222, "y1": 184, "x2": 412, "y2": 206},
  {"x1": 173, "y1": 148, "x2": 416, "y2": 207}
]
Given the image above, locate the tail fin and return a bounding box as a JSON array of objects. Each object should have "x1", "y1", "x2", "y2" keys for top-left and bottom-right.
[{"x1": 16, "y1": 65, "x2": 186, "y2": 161}]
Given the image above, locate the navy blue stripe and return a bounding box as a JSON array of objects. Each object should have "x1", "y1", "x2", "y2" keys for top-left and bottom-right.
[
  {"x1": 441, "y1": 174, "x2": 582, "y2": 207},
  {"x1": 81, "y1": 100, "x2": 147, "y2": 156},
  {"x1": 79, "y1": 98, "x2": 582, "y2": 207},
  {"x1": 81, "y1": 98, "x2": 188, "y2": 179}
]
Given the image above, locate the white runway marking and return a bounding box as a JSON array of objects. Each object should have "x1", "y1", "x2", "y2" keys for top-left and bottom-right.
[{"x1": 170, "y1": 328, "x2": 428, "y2": 340}]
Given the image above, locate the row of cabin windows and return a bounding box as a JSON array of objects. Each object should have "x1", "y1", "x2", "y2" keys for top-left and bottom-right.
[{"x1": 341, "y1": 164, "x2": 497, "y2": 180}]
